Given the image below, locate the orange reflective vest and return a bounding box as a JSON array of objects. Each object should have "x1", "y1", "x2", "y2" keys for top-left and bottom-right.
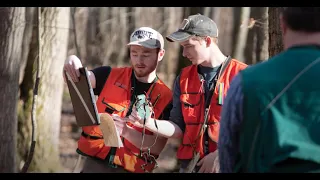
[
  {"x1": 177, "y1": 58, "x2": 247, "y2": 160},
  {"x1": 77, "y1": 67, "x2": 172, "y2": 173}
]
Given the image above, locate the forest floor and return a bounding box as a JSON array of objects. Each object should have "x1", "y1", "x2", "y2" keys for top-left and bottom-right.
[{"x1": 58, "y1": 84, "x2": 180, "y2": 173}]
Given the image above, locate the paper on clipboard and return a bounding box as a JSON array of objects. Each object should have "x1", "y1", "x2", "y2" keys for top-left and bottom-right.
[{"x1": 99, "y1": 113, "x2": 123, "y2": 147}]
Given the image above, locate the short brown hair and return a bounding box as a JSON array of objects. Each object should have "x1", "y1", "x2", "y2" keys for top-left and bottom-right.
[
  {"x1": 191, "y1": 35, "x2": 218, "y2": 44},
  {"x1": 282, "y1": 7, "x2": 320, "y2": 32}
]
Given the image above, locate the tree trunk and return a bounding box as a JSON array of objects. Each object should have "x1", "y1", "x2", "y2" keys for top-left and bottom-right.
[
  {"x1": 234, "y1": 7, "x2": 251, "y2": 61},
  {"x1": 19, "y1": 7, "x2": 36, "y2": 85},
  {"x1": 116, "y1": 7, "x2": 129, "y2": 67},
  {"x1": 216, "y1": 7, "x2": 235, "y2": 56},
  {"x1": 0, "y1": 7, "x2": 26, "y2": 173},
  {"x1": 255, "y1": 7, "x2": 269, "y2": 62},
  {"x1": 97, "y1": 7, "x2": 130, "y2": 66},
  {"x1": 69, "y1": 7, "x2": 89, "y2": 66},
  {"x1": 244, "y1": 7, "x2": 269, "y2": 65},
  {"x1": 268, "y1": 7, "x2": 283, "y2": 57},
  {"x1": 17, "y1": 8, "x2": 38, "y2": 171},
  {"x1": 203, "y1": 7, "x2": 211, "y2": 17},
  {"x1": 211, "y1": 7, "x2": 221, "y2": 25},
  {"x1": 18, "y1": 7, "x2": 70, "y2": 173},
  {"x1": 86, "y1": 7, "x2": 101, "y2": 66}
]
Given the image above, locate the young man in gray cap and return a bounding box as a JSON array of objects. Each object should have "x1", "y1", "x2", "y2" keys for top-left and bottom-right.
[
  {"x1": 63, "y1": 27, "x2": 173, "y2": 173},
  {"x1": 127, "y1": 14, "x2": 247, "y2": 173}
]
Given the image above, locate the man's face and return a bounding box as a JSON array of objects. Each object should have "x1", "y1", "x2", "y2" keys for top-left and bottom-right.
[
  {"x1": 180, "y1": 37, "x2": 209, "y2": 65},
  {"x1": 129, "y1": 45, "x2": 162, "y2": 77}
]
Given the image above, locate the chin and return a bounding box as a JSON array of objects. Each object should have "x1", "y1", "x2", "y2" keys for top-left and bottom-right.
[
  {"x1": 135, "y1": 72, "x2": 146, "y2": 77},
  {"x1": 191, "y1": 61, "x2": 200, "y2": 65},
  {"x1": 133, "y1": 69, "x2": 147, "y2": 77}
]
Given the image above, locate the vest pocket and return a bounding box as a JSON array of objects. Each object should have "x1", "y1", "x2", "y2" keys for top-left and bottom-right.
[
  {"x1": 180, "y1": 93, "x2": 202, "y2": 122},
  {"x1": 182, "y1": 124, "x2": 202, "y2": 148},
  {"x1": 180, "y1": 93, "x2": 202, "y2": 106},
  {"x1": 101, "y1": 97, "x2": 126, "y2": 114}
]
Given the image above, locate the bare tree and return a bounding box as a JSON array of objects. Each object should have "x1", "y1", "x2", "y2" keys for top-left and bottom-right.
[
  {"x1": 85, "y1": 7, "x2": 101, "y2": 66},
  {"x1": 245, "y1": 7, "x2": 269, "y2": 65},
  {"x1": 216, "y1": 7, "x2": 236, "y2": 56},
  {"x1": 68, "y1": 7, "x2": 89, "y2": 65},
  {"x1": 269, "y1": 7, "x2": 283, "y2": 57},
  {"x1": 96, "y1": 7, "x2": 131, "y2": 66},
  {"x1": 234, "y1": 7, "x2": 251, "y2": 61},
  {"x1": 116, "y1": 7, "x2": 129, "y2": 67},
  {"x1": 0, "y1": 7, "x2": 26, "y2": 173},
  {"x1": 18, "y1": 7, "x2": 70, "y2": 173}
]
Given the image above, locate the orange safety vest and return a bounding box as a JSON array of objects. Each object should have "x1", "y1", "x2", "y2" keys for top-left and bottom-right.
[
  {"x1": 77, "y1": 67, "x2": 172, "y2": 173},
  {"x1": 177, "y1": 58, "x2": 247, "y2": 160}
]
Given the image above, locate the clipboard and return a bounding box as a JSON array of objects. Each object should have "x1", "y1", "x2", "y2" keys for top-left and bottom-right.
[{"x1": 64, "y1": 67, "x2": 100, "y2": 127}]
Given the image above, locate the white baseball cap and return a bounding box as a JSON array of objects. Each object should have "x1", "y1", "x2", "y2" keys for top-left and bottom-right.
[{"x1": 127, "y1": 27, "x2": 164, "y2": 49}]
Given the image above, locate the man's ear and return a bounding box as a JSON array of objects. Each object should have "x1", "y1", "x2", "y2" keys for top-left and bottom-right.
[
  {"x1": 158, "y1": 49, "x2": 165, "y2": 61},
  {"x1": 205, "y1": 36, "x2": 213, "y2": 47}
]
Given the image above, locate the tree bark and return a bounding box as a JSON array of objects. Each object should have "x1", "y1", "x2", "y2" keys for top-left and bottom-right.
[
  {"x1": 268, "y1": 7, "x2": 283, "y2": 57},
  {"x1": 0, "y1": 7, "x2": 26, "y2": 173},
  {"x1": 18, "y1": 7, "x2": 70, "y2": 173}
]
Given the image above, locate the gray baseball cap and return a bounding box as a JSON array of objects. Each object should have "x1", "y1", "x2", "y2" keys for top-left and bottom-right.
[
  {"x1": 166, "y1": 14, "x2": 218, "y2": 42},
  {"x1": 127, "y1": 27, "x2": 164, "y2": 49}
]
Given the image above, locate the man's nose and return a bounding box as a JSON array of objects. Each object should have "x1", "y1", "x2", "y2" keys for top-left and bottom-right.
[
  {"x1": 137, "y1": 56, "x2": 145, "y2": 63},
  {"x1": 182, "y1": 48, "x2": 188, "y2": 58}
]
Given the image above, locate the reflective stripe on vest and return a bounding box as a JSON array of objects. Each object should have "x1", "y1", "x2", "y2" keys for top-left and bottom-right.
[
  {"x1": 177, "y1": 59, "x2": 248, "y2": 160},
  {"x1": 77, "y1": 67, "x2": 172, "y2": 172}
]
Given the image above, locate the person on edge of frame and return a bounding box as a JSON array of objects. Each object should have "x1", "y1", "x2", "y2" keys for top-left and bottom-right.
[{"x1": 219, "y1": 7, "x2": 320, "y2": 173}]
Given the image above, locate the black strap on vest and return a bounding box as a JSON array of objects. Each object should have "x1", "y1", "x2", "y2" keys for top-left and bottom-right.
[
  {"x1": 201, "y1": 56, "x2": 232, "y2": 155},
  {"x1": 108, "y1": 69, "x2": 159, "y2": 170},
  {"x1": 81, "y1": 131, "x2": 103, "y2": 139}
]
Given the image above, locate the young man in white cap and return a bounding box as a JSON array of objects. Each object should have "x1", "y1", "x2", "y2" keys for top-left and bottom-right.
[
  {"x1": 63, "y1": 27, "x2": 173, "y2": 173},
  {"x1": 127, "y1": 14, "x2": 248, "y2": 173}
]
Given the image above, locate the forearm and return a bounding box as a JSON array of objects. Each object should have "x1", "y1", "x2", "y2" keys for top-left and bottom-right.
[
  {"x1": 145, "y1": 118, "x2": 183, "y2": 139},
  {"x1": 122, "y1": 125, "x2": 168, "y2": 155}
]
